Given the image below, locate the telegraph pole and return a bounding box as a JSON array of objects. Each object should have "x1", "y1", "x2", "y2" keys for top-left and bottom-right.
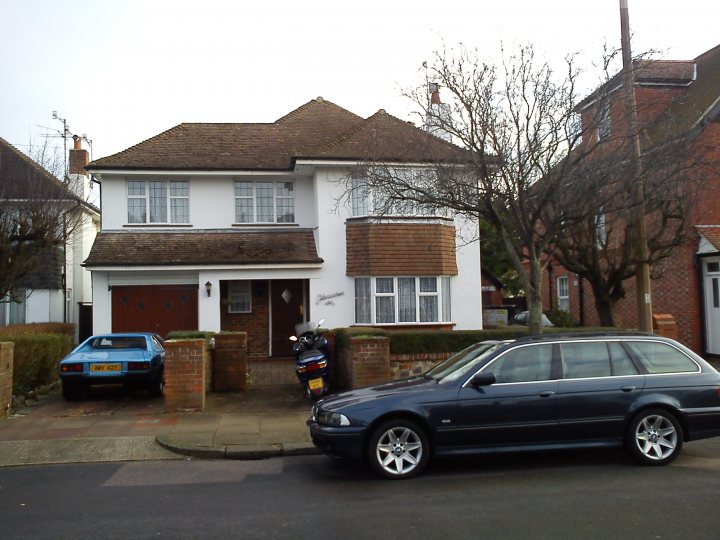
[{"x1": 620, "y1": 0, "x2": 653, "y2": 332}]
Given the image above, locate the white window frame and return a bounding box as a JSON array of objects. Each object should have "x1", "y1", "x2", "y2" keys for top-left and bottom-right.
[
  {"x1": 234, "y1": 180, "x2": 295, "y2": 224},
  {"x1": 557, "y1": 276, "x2": 570, "y2": 312},
  {"x1": 127, "y1": 180, "x2": 190, "y2": 224},
  {"x1": 354, "y1": 276, "x2": 452, "y2": 324},
  {"x1": 350, "y1": 168, "x2": 442, "y2": 218},
  {"x1": 227, "y1": 281, "x2": 252, "y2": 313}
]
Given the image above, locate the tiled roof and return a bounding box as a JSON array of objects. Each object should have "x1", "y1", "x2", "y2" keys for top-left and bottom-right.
[
  {"x1": 83, "y1": 229, "x2": 323, "y2": 267},
  {"x1": 646, "y1": 44, "x2": 720, "y2": 144},
  {"x1": 87, "y1": 98, "x2": 471, "y2": 171},
  {"x1": 576, "y1": 44, "x2": 720, "y2": 146},
  {"x1": 0, "y1": 137, "x2": 78, "y2": 201}
]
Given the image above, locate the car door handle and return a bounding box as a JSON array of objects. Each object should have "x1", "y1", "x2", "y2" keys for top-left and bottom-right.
[
  {"x1": 621, "y1": 385, "x2": 637, "y2": 392},
  {"x1": 538, "y1": 391, "x2": 555, "y2": 398}
]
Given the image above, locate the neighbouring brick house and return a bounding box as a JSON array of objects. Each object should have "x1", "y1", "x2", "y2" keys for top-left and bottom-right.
[
  {"x1": 0, "y1": 136, "x2": 99, "y2": 340},
  {"x1": 542, "y1": 44, "x2": 720, "y2": 355},
  {"x1": 84, "y1": 98, "x2": 483, "y2": 369}
]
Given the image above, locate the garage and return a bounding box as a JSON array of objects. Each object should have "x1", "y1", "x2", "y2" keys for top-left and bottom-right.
[{"x1": 111, "y1": 285, "x2": 198, "y2": 337}]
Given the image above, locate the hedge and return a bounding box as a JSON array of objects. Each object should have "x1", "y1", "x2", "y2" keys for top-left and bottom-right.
[
  {"x1": 2, "y1": 333, "x2": 74, "y2": 395},
  {"x1": 0, "y1": 323, "x2": 74, "y2": 338},
  {"x1": 334, "y1": 326, "x2": 622, "y2": 355},
  {"x1": 166, "y1": 330, "x2": 216, "y2": 341}
]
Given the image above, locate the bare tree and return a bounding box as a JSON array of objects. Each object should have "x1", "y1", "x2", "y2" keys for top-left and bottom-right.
[
  {"x1": 0, "y1": 137, "x2": 86, "y2": 306},
  {"x1": 352, "y1": 44, "x2": 597, "y2": 333}
]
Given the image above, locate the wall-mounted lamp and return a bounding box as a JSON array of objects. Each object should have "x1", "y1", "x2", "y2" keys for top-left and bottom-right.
[{"x1": 205, "y1": 281, "x2": 212, "y2": 297}]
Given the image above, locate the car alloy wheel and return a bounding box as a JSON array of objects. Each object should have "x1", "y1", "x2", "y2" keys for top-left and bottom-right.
[
  {"x1": 627, "y1": 408, "x2": 683, "y2": 465},
  {"x1": 369, "y1": 420, "x2": 429, "y2": 479}
]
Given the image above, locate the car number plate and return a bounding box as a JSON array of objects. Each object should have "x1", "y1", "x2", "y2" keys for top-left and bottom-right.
[
  {"x1": 308, "y1": 377, "x2": 324, "y2": 390},
  {"x1": 90, "y1": 363, "x2": 121, "y2": 372}
]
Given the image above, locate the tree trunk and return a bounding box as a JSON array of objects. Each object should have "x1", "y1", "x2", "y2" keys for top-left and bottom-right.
[
  {"x1": 592, "y1": 288, "x2": 617, "y2": 327},
  {"x1": 527, "y1": 258, "x2": 544, "y2": 334}
]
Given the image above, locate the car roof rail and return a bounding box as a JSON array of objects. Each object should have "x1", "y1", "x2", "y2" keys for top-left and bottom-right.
[{"x1": 513, "y1": 331, "x2": 655, "y2": 343}]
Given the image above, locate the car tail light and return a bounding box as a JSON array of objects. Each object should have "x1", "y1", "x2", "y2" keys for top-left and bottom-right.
[
  {"x1": 128, "y1": 362, "x2": 151, "y2": 371},
  {"x1": 60, "y1": 364, "x2": 83, "y2": 373}
]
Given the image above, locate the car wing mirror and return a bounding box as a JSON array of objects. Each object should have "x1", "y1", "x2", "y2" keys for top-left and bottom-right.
[{"x1": 471, "y1": 372, "x2": 496, "y2": 388}]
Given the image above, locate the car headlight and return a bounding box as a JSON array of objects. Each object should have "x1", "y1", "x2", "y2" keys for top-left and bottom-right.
[{"x1": 317, "y1": 410, "x2": 351, "y2": 427}]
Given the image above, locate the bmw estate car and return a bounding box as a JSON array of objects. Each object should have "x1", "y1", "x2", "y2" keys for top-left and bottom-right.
[
  {"x1": 58, "y1": 333, "x2": 165, "y2": 400},
  {"x1": 308, "y1": 333, "x2": 720, "y2": 479}
]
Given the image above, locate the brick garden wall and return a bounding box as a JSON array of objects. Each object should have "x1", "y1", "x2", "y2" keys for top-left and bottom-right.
[
  {"x1": 390, "y1": 352, "x2": 447, "y2": 380},
  {"x1": 0, "y1": 342, "x2": 13, "y2": 418},
  {"x1": 164, "y1": 339, "x2": 206, "y2": 412}
]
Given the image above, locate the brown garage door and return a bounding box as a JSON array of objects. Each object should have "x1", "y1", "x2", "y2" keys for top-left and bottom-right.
[{"x1": 112, "y1": 285, "x2": 198, "y2": 338}]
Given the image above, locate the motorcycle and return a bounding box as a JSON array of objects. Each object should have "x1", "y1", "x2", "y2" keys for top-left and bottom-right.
[{"x1": 290, "y1": 319, "x2": 331, "y2": 399}]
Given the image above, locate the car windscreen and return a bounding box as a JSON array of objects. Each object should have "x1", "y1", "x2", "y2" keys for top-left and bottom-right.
[
  {"x1": 426, "y1": 342, "x2": 506, "y2": 383},
  {"x1": 82, "y1": 337, "x2": 148, "y2": 351}
]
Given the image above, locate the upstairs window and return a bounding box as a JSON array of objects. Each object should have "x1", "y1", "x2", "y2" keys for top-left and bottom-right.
[
  {"x1": 128, "y1": 180, "x2": 189, "y2": 224},
  {"x1": 350, "y1": 168, "x2": 442, "y2": 218},
  {"x1": 597, "y1": 100, "x2": 611, "y2": 140},
  {"x1": 234, "y1": 181, "x2": 295, "y2": 223}
]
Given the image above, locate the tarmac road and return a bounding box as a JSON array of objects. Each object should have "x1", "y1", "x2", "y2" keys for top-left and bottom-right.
[{"x1": 1, "y1": 441, "x2": 720, "y2": 540}]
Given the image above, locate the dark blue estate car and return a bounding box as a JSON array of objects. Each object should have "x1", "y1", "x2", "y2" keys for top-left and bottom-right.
[
  {"x1": 308, "y1": 334, "x2": 720, "y2": 479},
  {"x1": 58, "y1": 333, "x2": 165, "y2": 400}
]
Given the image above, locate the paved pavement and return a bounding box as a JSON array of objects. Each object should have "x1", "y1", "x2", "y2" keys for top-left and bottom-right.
[{"x1": 0, "y1": 384, "x2": 318, "y2": 467}]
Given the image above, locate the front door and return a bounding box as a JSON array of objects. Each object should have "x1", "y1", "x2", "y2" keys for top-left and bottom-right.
[
  {"x1": 270, "y1": 280, "x2": 305, "y2": 357},
  {"x1": 704, "y1": 258, "x2": 720, "y2": 354}
]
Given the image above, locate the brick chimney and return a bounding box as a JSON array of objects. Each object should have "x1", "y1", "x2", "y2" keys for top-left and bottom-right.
[
  {"x1": 68, "y1": 136, "x2": 89, "y2": 176},
  {"x1": 426, "y1": 83, "x2": 452, "y2": 142}
]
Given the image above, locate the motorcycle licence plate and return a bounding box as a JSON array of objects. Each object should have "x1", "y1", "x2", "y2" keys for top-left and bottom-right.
[{"x1": 308, "y1": 377, "x2": 324, "y2": 390}]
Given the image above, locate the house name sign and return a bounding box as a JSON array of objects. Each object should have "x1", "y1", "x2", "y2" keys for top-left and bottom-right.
[{"x1": 316, "y1": 291, "x2": 344, "y2": 306}]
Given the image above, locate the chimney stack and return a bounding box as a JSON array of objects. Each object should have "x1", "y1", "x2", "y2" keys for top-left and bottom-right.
[{"x1": 68, "y1": 135, "x2": 89, "y2": 177}]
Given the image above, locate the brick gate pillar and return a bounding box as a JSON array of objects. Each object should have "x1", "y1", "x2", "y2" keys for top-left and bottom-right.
[
  {"x1": 164, "y1": 339, "x2": 206, "y2": 412},
  {"x1": 213, "y1": 332, "x2": 248, "y2": 392},
  {"x1": 349, "y1": 336, "x2": 391, "y2": 389}
]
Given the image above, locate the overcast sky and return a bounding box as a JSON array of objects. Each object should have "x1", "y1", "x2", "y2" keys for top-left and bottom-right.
[{"x1": 1, "y1": 0, "x2": 717, "y2": 162}]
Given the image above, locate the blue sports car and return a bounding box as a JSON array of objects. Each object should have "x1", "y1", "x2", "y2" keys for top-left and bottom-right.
[{"x1": 58, "y1": 333, "x2": 165, "y2": 400}]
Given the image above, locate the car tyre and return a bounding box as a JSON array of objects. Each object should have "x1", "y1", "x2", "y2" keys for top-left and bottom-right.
[
  {"x1": 626, "y1": 408, "x2": 683, "y2": 466},
  {"x1": 147, "y1": 371, "x2": 164, "y2": 398},
  {"x1": 368, "y1": 419, "x2": 429, "y2": 480},
  {"x1": 61, "y1": 380, "x2": 83, "y2": 401}
]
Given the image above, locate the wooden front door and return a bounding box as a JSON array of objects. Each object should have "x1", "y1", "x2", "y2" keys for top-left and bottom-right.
[
  {"x1": 112, "y1": 285, "x2": 198, "y2": 338},
  {"x1": 270, "y1": 280, "x2": 305, "y2": 357}
]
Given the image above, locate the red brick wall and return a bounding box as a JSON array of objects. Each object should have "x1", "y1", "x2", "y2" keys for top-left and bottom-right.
[
  {"x1": 336, "y1": 337, "x2": 391, "y2": 389},
  {"x1": 390, "y1": 352, "x2": 447, "y2": 380},
  {"x1": 0, "y1": 342, "x2": 13, "y2": 418},
  {"x1": 213, "y1": 333, "x2": 248, "y2": 392},
  {"x1": 164, "y1": 339, "x2": 206, "y2": 412},
  {"x1": 220, "y1": 280, "x2": 269, "y2": 360}
]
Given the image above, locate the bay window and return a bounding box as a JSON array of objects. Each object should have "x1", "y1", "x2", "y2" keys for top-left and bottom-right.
[{"x1": 354, "y1": 277, "x2": 451, "y2": 324}]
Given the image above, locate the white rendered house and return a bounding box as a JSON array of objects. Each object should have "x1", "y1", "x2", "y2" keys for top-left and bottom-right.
[{"x1": 85, "y1": 98, "x2": 483, "y2": 361}]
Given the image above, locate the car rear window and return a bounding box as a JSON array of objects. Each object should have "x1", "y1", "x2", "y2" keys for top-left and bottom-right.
[
  {"x1": 87, "y1": 337, "x2": 147, "y2": 350},
  {"x1": 561, "y1": 342, "x2": 611, "y2": 379},
  {"x1": 624, "y1": 341, "x2": 699, "y2": 374}
]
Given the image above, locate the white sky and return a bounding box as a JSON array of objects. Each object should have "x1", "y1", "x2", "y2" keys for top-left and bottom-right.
[{"x1": 1, "y1": 0, "x2": 718, "y2": 162}]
